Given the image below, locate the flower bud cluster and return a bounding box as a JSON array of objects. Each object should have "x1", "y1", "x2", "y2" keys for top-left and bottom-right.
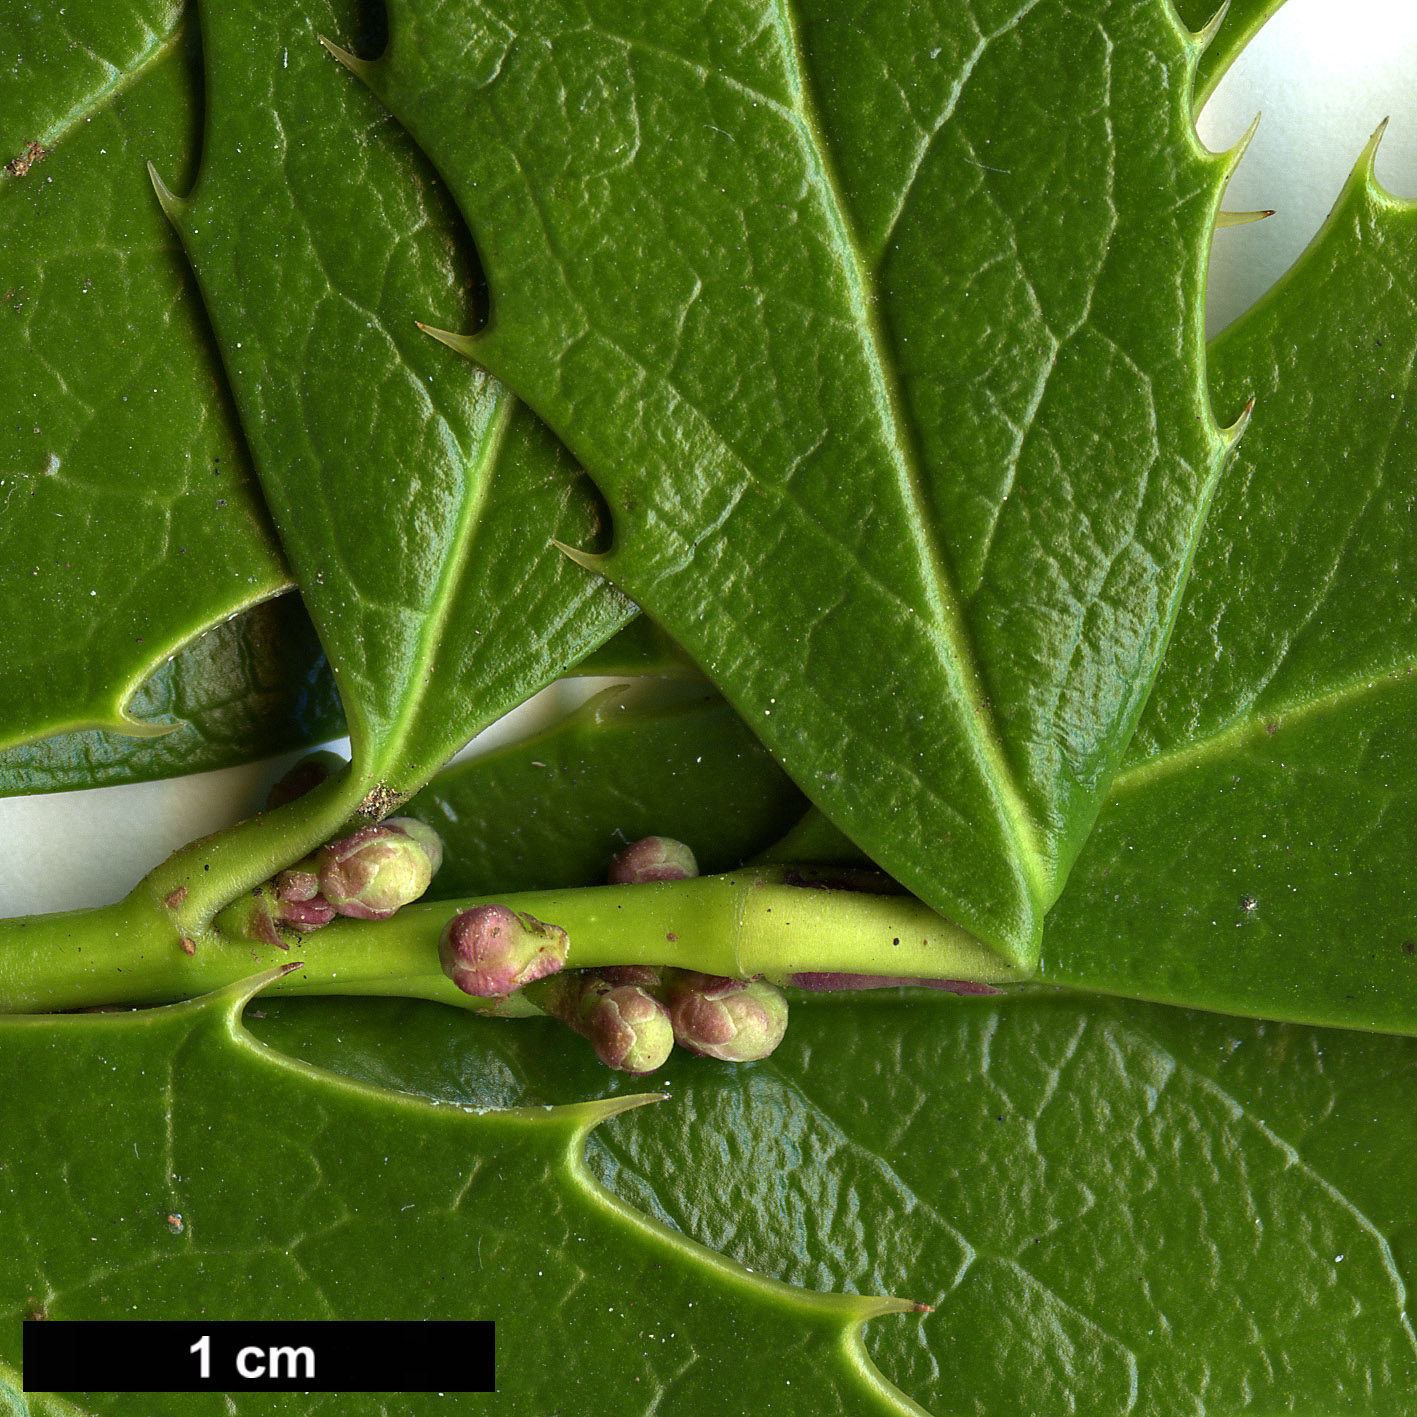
[
  {"x1": 216, "y1": 814, "x2": 443, "y2": 948},
  {"x1": 436, "y1": 835, "x2": 790, "y2": 1074}
]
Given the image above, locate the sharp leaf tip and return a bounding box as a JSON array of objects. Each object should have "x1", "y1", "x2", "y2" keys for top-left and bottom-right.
[
  {"x1": 318, "y1": 34, "x2": 368, "y2": 76},
  {"x1": 1193, "y1": 0, "x2": 1231, "y2": 52},
  {"x1": 147, "y1": 161, "x2": 184, "y2": 217},
  {"x1": 1215, "y1": 208, "x2": 1275, "y2": 228},
  {"x1": 551, "y1": 538, "x2": 611, "y2": 575},
  {"x1": 418, "y1": 322, "x2": 479, "y2": 358}
]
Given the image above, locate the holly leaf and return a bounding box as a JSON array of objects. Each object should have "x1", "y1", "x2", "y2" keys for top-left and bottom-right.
[
  {"x1": 337, "y1": 0, "x2": 1238, "y2": 968},
  {"x1": 0, "y1": 975, "x2": 929, "y2": 1416},
  {"x1": 0, "y1": 9, "x2": 287, "y2": 752},
  {"x1": 740, "y1": 132, "x2": 1417, "y2": 1034},
  {"x1": 156, "y1": 0, "x2": 635, "y2": 812},
  {"x1": 246, "y1": 989, "x2": 1417, "y2": 1414},
  {"x1": 1036, "y1": 134, "x2": 1417, "y2": 1029}
]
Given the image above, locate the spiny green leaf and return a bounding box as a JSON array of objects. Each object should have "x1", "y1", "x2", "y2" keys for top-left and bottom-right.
[
  {"x1": 345, "y1": 0, "x2": 1236, "y2": 968},
  {"x1": 1174, "y1": 0, "x2": 1290, "y2": 105},
  {"x1": 0, "y1": 13, "x2": 287, "y2": 752},
  {"x1": 1041, "y1": 139, "x2": 1417, "y2": 1029},
  {"x1": 739, "y1": 131, "x2": 1417, "y2": 1031},
  {"x1": 250, "y1": 990, "x2": 1417, "y2": 1414},
  {"x1": 1, "y1": 977, "x2": 930, "y2": 1416},
  {"x1": 160, "y1": 0, "x2": 634, "y2": 810}
]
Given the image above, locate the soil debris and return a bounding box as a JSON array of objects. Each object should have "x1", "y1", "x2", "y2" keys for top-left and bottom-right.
[{"x1": 4, "y1": 140, "x2": 49, "y2": 177}]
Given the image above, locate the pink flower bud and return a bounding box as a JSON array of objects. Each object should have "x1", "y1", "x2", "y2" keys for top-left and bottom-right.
[
  {"x1": 608, "y1": 836, "x2": 698, "y2": 885},
  {"x1": 317, "y1": 819, "x2": 441, "y2": 920},
  {"x1": 663, "y1": 971, "x2": 789, "y2": 1063},
  {"x1": 439, "y1": 905, "x2": 569, "y2": 999}
]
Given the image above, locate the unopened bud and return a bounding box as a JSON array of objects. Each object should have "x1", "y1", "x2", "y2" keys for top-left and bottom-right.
[
  {"x1": 386, "y1": 816, "x2": 444, "y2": 878},
  {"x1": 531, "y1": 972, "x2": 673, "y2": 1074},
  {"x1": 266, "y1": 750, "x2": 348, "y2": 811},
  {"x1": 608, "y1": 836, "x2": 698, "y2": 885},
  {"x1": 663, "y1": 971, "x2": 788, "y2": 1063},
  {"x1": 317, "y1": 819, "x2": 441, "y2": 920},
  {"x1": 273, "y1": 863, "x2": 335, "y2": 932},
  {"x1": 579, "y1": 979, "x2": 674, "y2": 1073},
  {"x1": 214, "y1": 884, "x2": 286, "y2": 950},
  {"x1": 440, "y1": 905, "x2": 569, "y2": 998}
]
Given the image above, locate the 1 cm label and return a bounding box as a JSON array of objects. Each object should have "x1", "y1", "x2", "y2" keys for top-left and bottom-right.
[{"x1": 190, "y1": 1333, "x2": 315, "y2": 1381}]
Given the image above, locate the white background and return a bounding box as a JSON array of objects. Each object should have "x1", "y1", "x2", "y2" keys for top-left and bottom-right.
[{"x1": 3, "y1": 0, "x2": 1416, "y2": 916}]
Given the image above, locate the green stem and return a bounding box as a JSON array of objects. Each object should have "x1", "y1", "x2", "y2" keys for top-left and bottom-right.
[
  {"x1": 149, "y1": 775, "x2": 359, "y2": 919},
  {"x1": 0, "y1": 870, "x2": 1020, "y2": 1014},
  {"x1": 133, "y1": 765, "x2": 385, "y2": 945}
]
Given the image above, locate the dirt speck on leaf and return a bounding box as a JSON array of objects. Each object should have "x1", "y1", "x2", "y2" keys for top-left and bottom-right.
[{"x1": 4, "y1": 140, "x2": 49, "y2": 177}]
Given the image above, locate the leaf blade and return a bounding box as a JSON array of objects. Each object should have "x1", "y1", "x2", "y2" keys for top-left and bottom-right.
[
  {"x1": 356, "y1": 0, "x2": 1234, "y2": 965},
  {"x1": 1, "y1": 980, "x2": 932, "y2": 1416},
  {"x1": 0, "y1": 596, "x2": 341, "y2": 796},
  {"x1": 163, "y1": 0, "x2": 635, "y2": 811},
  {"x1": 1041, "y1": 141, "x2": 1417, "y2": 1030},
  {"x1": 0, "y1": 18, "x2": 288, "y2": 752},
  {"x1": 247, "y1": 989, "x2": 1417, "y2": 1415}
]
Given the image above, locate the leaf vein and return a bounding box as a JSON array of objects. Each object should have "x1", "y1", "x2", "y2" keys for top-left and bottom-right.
[
  {"x1": 770, "y1": 0, "x2": 1045, "y2": 883},
  {"x1": 3, "y1": 21, "x2": 186, "y2": 173}
]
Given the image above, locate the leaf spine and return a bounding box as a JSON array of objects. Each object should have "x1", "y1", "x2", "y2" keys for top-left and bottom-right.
[
  {"x1": 1220, "y1": 111, "x2": 1262, "y2": 187},
  {"x1": 146, "y1": 161, "x2": 186, "y2": 218},
  {"x1": 317, "y1": 34, "x2": 374, "y2": 83},
  {"x1": 566, "y1": 1091, "x2": 668, "y2": 1138},
  {"x1": 551, "y1": 538, "x2": 611, "y2": 576},
  {"x1": 416, "y1": 321, "x2": 480, "y2": 361},
  {"x1": 1214, "y1": 209, "x2": 1274, "y2": 228},
  {"x1": 1221, "y1": 394, "x2": 1256, "y2": 449},
  {"x1": 1190, "y1": 0, "x2": 1232, "y2": 54},
  {"x1": 1355, "y1": 116, "x2": 1397, "y2": 202},
  {"x1": 851, "y1": 1294, "x2": 935, "y2": 1321}
]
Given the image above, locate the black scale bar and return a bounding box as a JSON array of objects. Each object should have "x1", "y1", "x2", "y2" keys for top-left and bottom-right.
[{"x1": 23, "y1": 1320, "x2": 494, "y2": 1393}]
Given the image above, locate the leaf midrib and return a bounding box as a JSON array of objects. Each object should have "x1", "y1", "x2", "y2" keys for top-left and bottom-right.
[
  {"x1": 370, "y1": 386, "x2": 514, "y2": 777},
  {"x1": 769, "y1": 0, "x2": 1046, "y2": 894},
  {"x1": 2, "y1": 20, "x2": 185, "y2": 178}
]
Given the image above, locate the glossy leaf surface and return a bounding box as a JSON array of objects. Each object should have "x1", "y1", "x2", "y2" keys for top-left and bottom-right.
[
  {"x1": 738, "y1": 134, "x2": 1417, "y2": 1032},
  {"x1": 1, "y1": 977, "x2": 927, "y2": 1415},
  {"x1": 0, "y1": 12, "x2": 286, "y2": 751},
  {"x1": 1041, "y1": 144, "x2": 1417, "y2": 1030},
  {"x1": 251, "y1": 989, "x2": 1417, "y2": 1414},
  {"x1": 352, "y1": 0, "x2": 1234, "y2": 967},
  {"x1": 162, "y1": 0, "x2": 633, "y2": 809},
  {"x1": 0, "y1": 596, "x2": 340, "y2": 795},
  {"x1": 411, "y1": 682, "x2": 808, "y2": 897}
]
